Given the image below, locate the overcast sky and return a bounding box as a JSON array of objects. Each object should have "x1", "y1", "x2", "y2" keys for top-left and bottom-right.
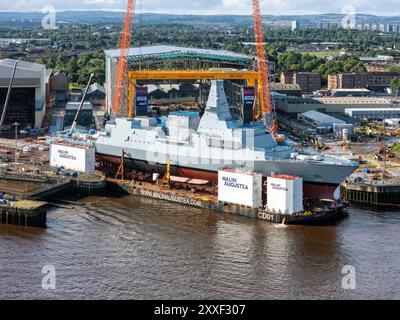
[{"x1": 0, "y1": 0, "x2": 398, "y2": 16}]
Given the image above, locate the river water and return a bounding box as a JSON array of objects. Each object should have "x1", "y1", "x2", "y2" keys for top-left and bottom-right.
[{"x1": 1, "y1": 194, "x2": 400, "y2": 300}]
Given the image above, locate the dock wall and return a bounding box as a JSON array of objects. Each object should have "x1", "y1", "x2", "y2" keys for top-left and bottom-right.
[{"x1": 341, "y1": 182, "x2": 400, "y2": 206}]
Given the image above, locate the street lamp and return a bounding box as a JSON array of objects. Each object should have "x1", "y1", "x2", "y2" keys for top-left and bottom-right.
[{"x1": 12, "y1": 122, "x2": 19, "y2": 171}]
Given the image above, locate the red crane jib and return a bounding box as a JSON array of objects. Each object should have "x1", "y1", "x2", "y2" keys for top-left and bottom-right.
[
  {"x1": 112, "y1": 0, "x2": 277, "y2": 133},
  {"x1": 112, "y1": 0, "x2": 136, "y2": 115},
  {"x1": 252, "y1": 0, "x2": 277, "y2": 133}
]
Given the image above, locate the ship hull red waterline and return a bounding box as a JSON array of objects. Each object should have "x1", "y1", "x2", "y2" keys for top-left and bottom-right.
[{"x1": 97, "y1": 154, "x2": 340, "y2": 199}]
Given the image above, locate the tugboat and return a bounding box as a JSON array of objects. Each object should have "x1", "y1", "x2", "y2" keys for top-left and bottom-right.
[{"x1": 266, "y1": 199, "x2": 348, "y2": 225}]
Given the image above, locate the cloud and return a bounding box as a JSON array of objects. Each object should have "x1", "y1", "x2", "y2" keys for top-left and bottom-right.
[{"x1": 0, "y1": 0, "x2": 398, "y2": 16}]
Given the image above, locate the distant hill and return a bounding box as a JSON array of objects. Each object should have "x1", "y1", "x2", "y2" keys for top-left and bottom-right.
[{"x1": 0, "y1": 11, "x2": 399, "y2": 27}]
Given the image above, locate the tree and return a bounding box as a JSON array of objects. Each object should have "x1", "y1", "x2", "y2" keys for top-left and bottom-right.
[
  {"x1": 66, "y1": 57, "x2": 78, "y2": 83},
  {"x1": 388, "y1": 66, "x2": 400, "y2": 73},
  {"x1": 391, "y1": 78, "x2": 400, "y2": 96}
]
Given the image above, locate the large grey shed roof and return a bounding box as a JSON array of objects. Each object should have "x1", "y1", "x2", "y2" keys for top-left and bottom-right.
[
  {"x1": 300, "y1": 110, "x2": 345, "y2": 125},
  {"x1": 0, "y1": 58, "x2": 45, "y2": 77},
  {"x1": 105, "y1": 45, "x2": 253, "y2": 63},
  {"x1": 0, "y1": 58, "x2": 47, "y2": 87}
]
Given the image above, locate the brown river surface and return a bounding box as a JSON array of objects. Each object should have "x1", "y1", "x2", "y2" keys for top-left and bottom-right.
[{"x1": 1, "y1": 193, "x2": 400, "y2": 300}]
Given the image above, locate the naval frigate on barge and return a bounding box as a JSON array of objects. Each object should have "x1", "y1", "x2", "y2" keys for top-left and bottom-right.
[{"x1": 95, "y1": 80, "x2": 358, "y2": 198}]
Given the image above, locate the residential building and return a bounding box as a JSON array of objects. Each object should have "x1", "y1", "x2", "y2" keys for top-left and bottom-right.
[
  {"x1": 293, "y1": 72, "x2": 321, "y2": 92},
  {"x1": 281, "y1": 72, "x2": 321, "y2": 93},
  {"x1": 280, "y1": 72, "x2": 294, "y2": 84},
  {"x1": 328, "y1": 72, "x2": 400, "y2": 91},
  {"x1": 291, "y1": 20, "x2": 299, "y2": 31}
]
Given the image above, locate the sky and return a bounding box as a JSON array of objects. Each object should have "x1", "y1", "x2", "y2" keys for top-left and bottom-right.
[{"x1": 0, "y1": 0, "x2": 398, "y2": 16}]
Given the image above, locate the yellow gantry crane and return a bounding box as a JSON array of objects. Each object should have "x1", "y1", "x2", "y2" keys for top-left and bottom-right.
[
  {"x1": 126, "y1": 69, "x2": 260, "y2": 118},
  {"x1": 121, "y1": 0, "x2": 277, "y2": 134}
]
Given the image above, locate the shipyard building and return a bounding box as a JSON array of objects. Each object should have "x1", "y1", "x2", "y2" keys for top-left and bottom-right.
[
  {"x1": 0, "y1": 59, "x2": 51, "y2": 129},
  {"x1": 64, "y1": 102, "x2": 94, "y2": 130},
  {"x1": 345, "y1": 108, "x2": 400, "y2": 120},
  {"x1": 104, "y1": 45, "x2": 255, "y2": 113},
  {"x1": 276, "y1": 96, "x2": 392, "y2": 114},
  {"x1": 298, "y1": 110, "x2": 345, "y2": 129}
]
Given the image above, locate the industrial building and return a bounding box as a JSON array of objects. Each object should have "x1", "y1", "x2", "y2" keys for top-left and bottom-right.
[
  {"x1": 85, "y1": 83, "x2": 106, "y2": 107},
  {"x1": 345, "y1": 108, "x2": 400, "y2": 120},
  {"x1": 298, "y1": 110, "x2": 345, "y2": 129},
  {"x1": 0, "y1": 58, "x2": 51, "y2": 129},
  {"x1": 64, "y1": 102, "x2": 94, "y2": 130},
  {"x1": 146, "y1": 83, "x2": 199, "y2": 104},
  {"x1": 69, "y1": 89, "x2": 83, "y2": 103},
  {"x1": 105, "y1": 45, "x2": 255, "y2": 112},
  {"x1": 329, "y1": 88, "x2": 372, "y2": 97},
  {"x1": 275, "y1": 96, "x2": 392, "y2": 114},
  {"x1": 50, "y1": 70, "x2": 69, "y2": 104},
  {"x1": 333, "y1": 123, "x2": 355, "y2": 140},
  {"x1": 272, "y1": 83, "x2": 302, "y2": 97}
]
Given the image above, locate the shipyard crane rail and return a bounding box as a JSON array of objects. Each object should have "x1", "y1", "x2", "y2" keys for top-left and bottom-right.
[
  {"x1": 0, "y1": 61, "x2": 18, "y2": 130},
  {"x1": 112, "y1": 0, "x2": 136, "y2": 116}
]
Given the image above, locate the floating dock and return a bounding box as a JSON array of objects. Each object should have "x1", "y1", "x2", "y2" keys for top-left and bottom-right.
[{"x1": 110, "y1": 179, "x2": 346, "y2": 225}]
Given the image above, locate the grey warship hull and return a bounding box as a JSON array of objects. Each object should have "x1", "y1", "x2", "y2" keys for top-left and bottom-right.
[
  {"x1": 95, "y1": 80, "x2": 358, "y2": 198},
  {"x1": 96, "y1": 148, "x2": 356, "y2": 198}
]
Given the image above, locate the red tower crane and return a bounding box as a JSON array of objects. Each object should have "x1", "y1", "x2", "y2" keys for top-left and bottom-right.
[
  {"x1": 112, "y1": 0, "x2": 136, "y2": 116},
  {"x1": 252, "y1": 0, "x2": 278, "y2": 133}
]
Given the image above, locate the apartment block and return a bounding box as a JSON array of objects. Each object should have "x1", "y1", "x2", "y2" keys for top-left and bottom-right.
[{"x1": 328, "y1": 72, "x2": 400, "y2": 91}]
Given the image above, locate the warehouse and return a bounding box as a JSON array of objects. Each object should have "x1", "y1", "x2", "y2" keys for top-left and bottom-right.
[
  {"x1": 345, "y1": 107, "x2": 400, "y2": 120},
  {"x1": 0, "y1": 58, "x2": 51, "y2": 129},
  {"x1": 298, "y1": 110, "x2": 345, "y2": 129},
  {"x1": 276, "y1": 96, "x2": 392, "y2": 114}
]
